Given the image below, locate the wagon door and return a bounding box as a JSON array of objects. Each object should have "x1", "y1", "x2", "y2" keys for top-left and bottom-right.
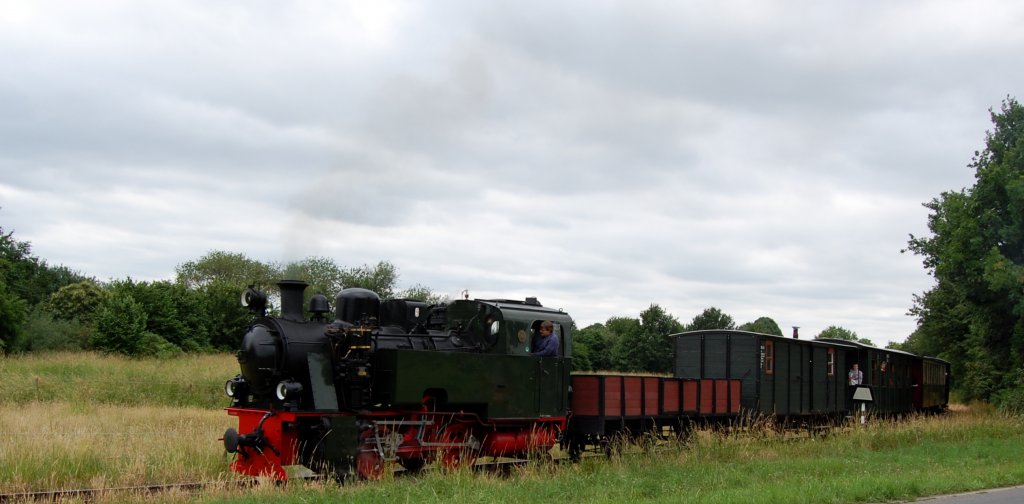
[
  {"x1": 812, "y1": 346, "x2": 828, "y2": 413},
  {"x1": 798, "y1": 343, "x2": 812, "y2": 415},
  {"x1": 774, "y1": 340, "x2": 791, "y2": 415}
]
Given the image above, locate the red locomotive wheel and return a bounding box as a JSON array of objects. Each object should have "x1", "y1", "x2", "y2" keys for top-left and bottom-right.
[
  {"x1": 441, "y1": 445, "x2": 477, "y2": 469},
  {"x1": 399, "y1": 457, "x2": 426, "y2": 473},
  {"x1": 439, "y1": 423, "x2": 478, "y2": 470},
  {"x1": 356, "y1": 448, "x2": 385, "y2": 480}
]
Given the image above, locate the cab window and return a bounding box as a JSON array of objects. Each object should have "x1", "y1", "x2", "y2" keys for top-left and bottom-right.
[
  {"x1": 506, "y1": 321, "x2": 533, "y2": 355},
  {"x1": 529, "y1": 320, "x2": 563, "y2": 357}
]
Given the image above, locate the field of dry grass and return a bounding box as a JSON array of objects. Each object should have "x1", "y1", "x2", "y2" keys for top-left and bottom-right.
[
  {"x1": 0, "y1": 402, "x2": 234, "y2": 494},
  {"x1": 3, "y1": 352, "x2": 1023, "y2": 504}
]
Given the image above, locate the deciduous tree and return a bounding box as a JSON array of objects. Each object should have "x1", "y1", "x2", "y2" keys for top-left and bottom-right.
[
  {"x1": 47, "y1": 280, "x2": 108, "y2": 324},
  {"x1": 175, "y1": 251, "x2": 279, "y2": 290},
  {"x1": 0, "y1": 282, "x2": 27, "y2": 352},
  {"x1": 573, "y1": 323, "x2": 617, "y2": 371},
  {"x1": 685, "y1": 307, "x2": 736, "y2": 331},
  {"x1": 0, "y1": 227, "x2": 84, "y2": 306},
  {"x1": 611, "y1": 305, "x2": 684, "y2": 373},
  {"x1": 341, "y1": 261, "x2": 400, "y2": 299},
  {"x1": 815, "y1": 325, "x2": 874, "y2": 346},
  {"x1": 92, "y1": 291, "x2": 149, "y2": 355},
  {"x1": 905, "y1": 97, "x2": 1024, "y2": 402},
  {"x1": 738, "y1": 316, "x2": 783, "y2": 336}
]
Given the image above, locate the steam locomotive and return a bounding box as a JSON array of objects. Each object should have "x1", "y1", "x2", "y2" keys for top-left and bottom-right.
[
  {"x1": 222, "y1": 280, "x2": 571, "y2": 479},
  {"x1": 222, "y1": 281, "x2": 950, "y2": 479}
]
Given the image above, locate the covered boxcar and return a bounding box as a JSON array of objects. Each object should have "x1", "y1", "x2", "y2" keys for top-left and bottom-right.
[{"x1": 673, "y1": 330, "x2": 856, "y2": 421}]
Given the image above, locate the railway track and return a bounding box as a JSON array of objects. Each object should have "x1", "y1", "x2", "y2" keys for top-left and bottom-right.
[
  {"x1": 0, "y1": 457, "x2": 554, "y2": 503},
  {"x1": 0, "y1": 480, "x2": 250, "y2": 503},
  {"x1": 0, "y1": 445, "x2": 665, "y2": 503}
]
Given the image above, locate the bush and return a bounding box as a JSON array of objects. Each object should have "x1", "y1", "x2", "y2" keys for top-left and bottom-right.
[
  {"x1": 992, "y1": 369, "x2": 1024, "y2": 415},
  {"x1": 92, "y1": 292, "x2": 148, "y2": 355},
  {"x1": 46, "y1": 280, "x2": 107, "y2": 324},
  {"x1": 136, "y1": 331, "x2": 183, "y2": 358},
  {"x1": 0, "y1": 284, "x2": 28, "y2": 353},
  {"x1": 19, "y1": 305, "x2": 93, "y2": 352},
  {"x1": 200, "y1": 281, "x2": 252, "y2": 350},
  {"x1": 105, "y1": 279, "x2": 215, "y2": 352}
]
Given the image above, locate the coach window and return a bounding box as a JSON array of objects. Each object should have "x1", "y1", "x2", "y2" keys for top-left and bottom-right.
[
  {"x1": 826, "y1": 348, "x2": 835, "y2": 377},
  {"x1": 764, "y1": 340, "x2": 775, "y2": 375}
]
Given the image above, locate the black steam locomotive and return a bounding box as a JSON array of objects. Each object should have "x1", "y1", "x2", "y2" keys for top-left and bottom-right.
[{"x1": 222, "y1": 280, "x2": 571, "y2": 479}]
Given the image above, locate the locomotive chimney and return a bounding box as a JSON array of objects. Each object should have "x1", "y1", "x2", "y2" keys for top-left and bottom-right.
[
  {"x1": 278, "y1": 280, "x2": 308, "y2": 322},
  {"x1": 792, "y1": 326, "x2": 800, "y2": 339}
]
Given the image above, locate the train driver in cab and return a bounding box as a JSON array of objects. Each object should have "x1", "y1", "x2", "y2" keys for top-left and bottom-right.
[{"x1": 532, "y1": 321, "x2": 560, "y2": 357}]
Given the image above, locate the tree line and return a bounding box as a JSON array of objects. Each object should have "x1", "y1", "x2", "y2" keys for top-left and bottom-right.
[
  {"x1": 0, "y1": 244, "x2": 441, "y2": 356},
  {"x1": 571, "y1": 305, "x2": 870, "y2": 373},
  {"x1": 0, "y1": 228, "x2": 870, "y2": 364}
]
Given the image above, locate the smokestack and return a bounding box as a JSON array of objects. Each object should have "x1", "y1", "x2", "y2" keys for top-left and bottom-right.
[
  {"x1": 792, "y1": 326, "x2": 800, "y2": 339},
  {"x1": 278, "y1": 280, "x2": 309, "y2": 321}
]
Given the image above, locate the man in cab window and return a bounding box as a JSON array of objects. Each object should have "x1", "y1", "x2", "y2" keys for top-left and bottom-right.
[{"x1": 532, "y1": 321, "x2": 560, "y2": 357}]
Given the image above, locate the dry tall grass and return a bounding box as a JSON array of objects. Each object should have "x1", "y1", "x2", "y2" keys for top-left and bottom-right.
[{"x1": 0, "y1": 403, "x2": 234, "y2": 494}]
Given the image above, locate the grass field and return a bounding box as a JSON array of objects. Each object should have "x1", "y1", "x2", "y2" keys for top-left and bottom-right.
[
  {"x1": 0, "y1": 352, "x2": 234, "y2": 408},
  {"x1": 2, "y1": 352, "x2": 1023, "y2": 503},
  {"x1": 0, "y1": 353, "x2": 239, "y2": 496}
]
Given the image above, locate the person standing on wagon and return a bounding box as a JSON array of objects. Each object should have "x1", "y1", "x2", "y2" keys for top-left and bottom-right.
[{"x1": 848, "y1": 363, "x2": 864, "y2": 385}]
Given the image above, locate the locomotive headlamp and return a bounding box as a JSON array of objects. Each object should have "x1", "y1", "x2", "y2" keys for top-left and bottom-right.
[
  {"x1": 275, "y1": 380, "x2": 303, "y2": 401},
  {"x1": 224, "y1": 376, "x2": 245, "y2": 398},
  {"x1": 224, "y1": 376, "x2": 249, "y2": 401},
  {"x1": 240, "y1": 286, "x2": 268, "y2": 315}
]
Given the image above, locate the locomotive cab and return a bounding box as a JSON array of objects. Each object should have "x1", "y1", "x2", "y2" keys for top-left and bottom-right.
[
  {"x1": 438, "y1": 297, "x2": 573, "y2": 357},
  {"x1": 370, "y1": 297, "x2": 573, "y2": 418}
]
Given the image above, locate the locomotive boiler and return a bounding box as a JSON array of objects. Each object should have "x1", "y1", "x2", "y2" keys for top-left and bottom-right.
[{"x1": 222, "y1": 280, "x2": 573, "y2": 479}]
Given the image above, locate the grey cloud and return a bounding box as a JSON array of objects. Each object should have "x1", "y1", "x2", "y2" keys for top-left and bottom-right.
[{"x1": 3, "y1": 0, "x2": 1022, "y2": 345}]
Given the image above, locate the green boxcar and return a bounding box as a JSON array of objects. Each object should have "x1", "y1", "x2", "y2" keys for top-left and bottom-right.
[{"x1": 674, "y1": 330, "x2": 855, "y2": 419}]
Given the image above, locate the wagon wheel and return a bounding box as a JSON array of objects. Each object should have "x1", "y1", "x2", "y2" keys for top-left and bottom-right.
[
  {"x1": 566, "y1": 435, "x2": 583, "y2": 462},
  {"x1": 675, "y1": 423, "x2": 694, "y2": 444},
  {"x1": 601, "y1": 434, "x2": 625, "y2": 459},
  {"x1": 637, "y1": 429, "x2": 660, "y2": 452},
  {"x1": 525, "y1": 425, "x2": 557, "y2": 462}
]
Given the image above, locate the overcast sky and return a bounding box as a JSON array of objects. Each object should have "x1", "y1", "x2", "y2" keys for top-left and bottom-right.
[{"x1": 2, "y1": 1, "x2": 1021, "y2": 346}]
